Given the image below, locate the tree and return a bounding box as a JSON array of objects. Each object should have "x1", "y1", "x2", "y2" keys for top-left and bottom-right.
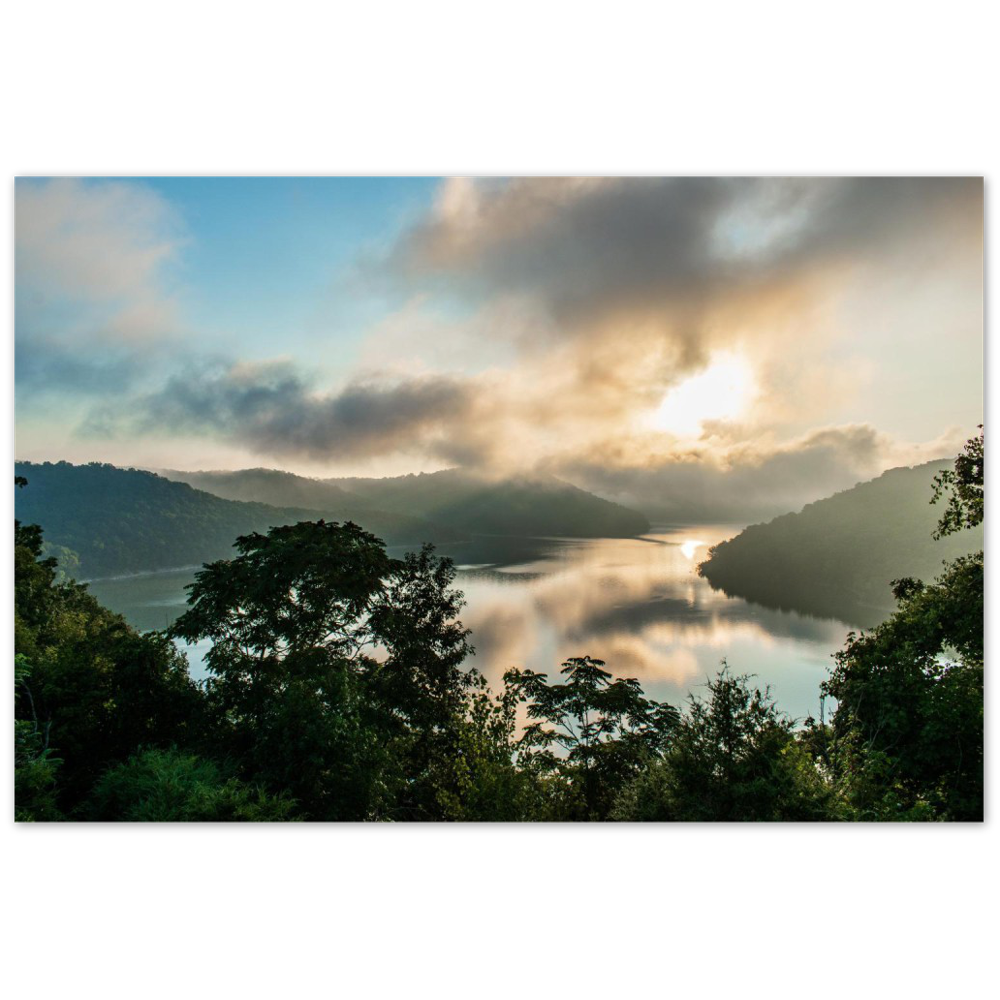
[
  {"x1": 14, "y1": 654, "x2": 62, "y2": 821},
  {"x1": 85, "y1": 749, "x2": 298, "y2": 821},
  {"x1": 823, "y1": 430, "x2": 984, "y2": 820},
  {"x1": 426, "y1": 673, "x2": 542, "y2": 821},
  {"x1": 612, "y1": 667, "x2": 838, "y2": 821},
  {"x1": 168, "y1": 520, "x2": 475, "y2": 820},
  {"x1": 504, "y1": 656, "x2": 680, "y2": 820},
  {"x1": 931, "y1": 426, "x2": 983, "y2": 538}
]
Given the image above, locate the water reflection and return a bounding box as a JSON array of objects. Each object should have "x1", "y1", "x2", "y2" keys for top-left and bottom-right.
[
  {"x1": 88, "y1": 527, "x2": 852, "y2": 721},
  {"x1": 441, "y1": 528, "x2": 847, "y2": 718}
]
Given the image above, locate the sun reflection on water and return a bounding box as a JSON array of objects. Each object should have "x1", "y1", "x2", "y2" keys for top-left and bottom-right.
[{"x1": 679, "y1": 539, "x2": 706, "y2": 560}]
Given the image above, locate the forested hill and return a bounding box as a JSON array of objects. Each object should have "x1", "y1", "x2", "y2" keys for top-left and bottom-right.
[
  {"x1": 697, "y1": 460, "x2": 984, "y2": 627},
  {"x1": 13, "y1": 462, "x2": 453, "y2": 579},
  {"x1": 325, "y1": 468, "x2": 651, "y2": 538}
]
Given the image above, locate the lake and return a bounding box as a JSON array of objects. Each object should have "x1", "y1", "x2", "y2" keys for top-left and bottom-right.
[{"x1": 86, "y1": 526, "x2": 853, "y2": 722}]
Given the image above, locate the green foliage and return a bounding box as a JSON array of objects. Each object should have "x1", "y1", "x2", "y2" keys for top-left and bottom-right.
[
  {"x1": 505, "y1": 656, "x2": 680, "y2": 820},
  {"x1": 168, "y1": 520, "x2": 397, "y2": 819},
  {"x1": 14, "y1": 654, "x2": 63, "y2": 821},
  {"x1": 366, "y1": 544, "x2": 476, "y2": 729},
  {"x1": 168, "y1": 520, "x2": 478, "y2": 820},
  {"x1": 40, "y1": 541, "x2": 81, "y2": 582},
  {"x1": 612, "y1": 668, "x2": 838, "y2": 821},
  {"x1": 823, "y1": 554, "x2": 983, "y2": 820},
  {"x1": 428, "y1": 675, "x2": 542, "y2": 821},
  {"x1": 698, "y1": 459, "x2": 983, "y2": 626},
  {"x1": 931, "y1": 426, "x2": 983, "y2": 538},
  {"x1": 85, "y1": 749, "x2": 298, "y2": 821},
  {"x1": 13, "y1": 429, "x2": 982, "y2": 823},
  {"x1": 15, "y1": 502, "x2": 205, "y2": 814}
]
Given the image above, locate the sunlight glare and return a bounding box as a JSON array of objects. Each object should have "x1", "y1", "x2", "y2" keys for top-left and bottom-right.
[
  {"x1": 650, "y1": 351, "x2": 756, "y2": 438},
  {"x1": 679, "y1": 539, "x2": 706, "y2": 560}
]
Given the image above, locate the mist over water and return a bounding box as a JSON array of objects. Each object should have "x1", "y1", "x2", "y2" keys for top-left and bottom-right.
[{"x1": 88, "y1": 526, "x2": 851, "y2": 721}]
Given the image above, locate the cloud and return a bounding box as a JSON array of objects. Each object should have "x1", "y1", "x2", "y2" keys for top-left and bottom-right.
[
  {"x1": 83, "y1": 345, "x2": 962, "y2": 525},
  {"x1": 550, "y1": 424, "x2": 878, "y2": 518},
  {"x1": 548, "y1": 423, "x2": 961, "y2": 521},
  {"x1": 15, "y1": 336, "x2": 147, "y2": 398},
  {"x1": 16, "y1": 178, "x2": 182, "y2": 310}
]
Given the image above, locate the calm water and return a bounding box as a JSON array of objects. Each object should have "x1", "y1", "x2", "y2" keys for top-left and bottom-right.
[{"x1": 87, "y1": 526, "x2": 852, "y2": 721}]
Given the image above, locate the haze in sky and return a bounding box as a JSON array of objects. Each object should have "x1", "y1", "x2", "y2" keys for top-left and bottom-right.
[{"x1": 14, "y1": 176, "x2": 983, "y2": 519}]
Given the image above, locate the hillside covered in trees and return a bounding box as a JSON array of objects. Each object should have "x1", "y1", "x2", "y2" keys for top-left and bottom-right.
[
  {"x1": 13, "y1": 461, "x2": 338, "y2": 578},
  {"x1": 697, "y1": 459, "x2": 984, "y2": 626}
]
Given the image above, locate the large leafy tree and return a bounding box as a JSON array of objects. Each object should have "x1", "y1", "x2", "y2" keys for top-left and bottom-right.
[
  {"x1": 504, "y1": 656, "x2": 680, "y2": 820},
  {"x1": 168, "y1": 520, "x2": 475, "y2": 820},
  {"x1": 364, "y1": 545, "x2": 481, "y2": 818},
  {"x1": 823, "y1": 429, "x2": 984, "y2": 820}
]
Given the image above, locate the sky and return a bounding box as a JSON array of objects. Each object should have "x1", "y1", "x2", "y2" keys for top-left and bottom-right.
[{"x1": 14, "y1": 176, "x2": 983, "y2": 519}]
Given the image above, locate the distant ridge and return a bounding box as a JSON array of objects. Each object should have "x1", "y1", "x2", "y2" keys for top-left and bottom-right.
[
  {"x1": 325, "y1": 467, "x2": 651, "y2": 538},
  {"x1": 163, "y1": 465, "x2": 650, "y2": 540},
  {"x1": 156, "y1": 467, "x2": 456, "y2": 546}
]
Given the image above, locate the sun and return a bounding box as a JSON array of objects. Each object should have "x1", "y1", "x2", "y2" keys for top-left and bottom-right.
[{"x1": 648, "y1": 351, "x2": 756, "y2": 438}]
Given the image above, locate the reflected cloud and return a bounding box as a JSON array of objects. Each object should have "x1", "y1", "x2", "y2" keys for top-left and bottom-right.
[
  {"x1": 448, "y1": 528, "x2": 847, "y2": 702},
  {"x1": 462, "y1": 598, "x2": 539, "y2": 677}
]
